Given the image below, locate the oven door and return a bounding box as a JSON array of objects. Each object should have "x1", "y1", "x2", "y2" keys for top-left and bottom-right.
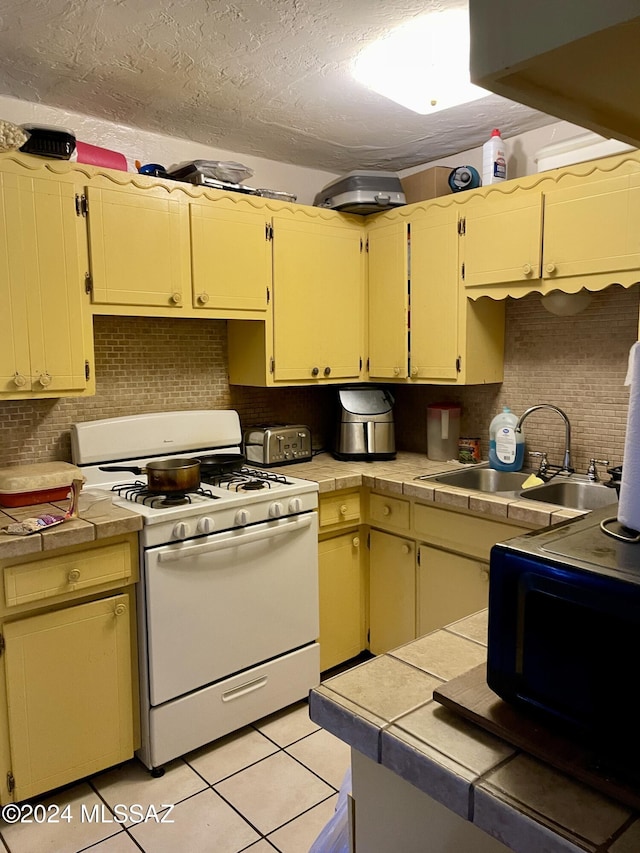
[{"x1": 144, "y1": 512, "x2": 318, "y2": 706}]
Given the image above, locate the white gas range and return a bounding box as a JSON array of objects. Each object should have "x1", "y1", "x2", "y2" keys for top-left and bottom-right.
[{"x1": 71, "y1": 410, "x2": 320, "y2": 774}]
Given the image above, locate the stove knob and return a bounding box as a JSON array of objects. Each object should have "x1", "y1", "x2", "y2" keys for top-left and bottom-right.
[
  {"x1": 288, "y1": 497, "x2": 302, "y2": 514},
  {"x1": 235, "y1": 509, "x2": 250, "y2": 527},
  {"x1": 269, "y1": 502, "x2": 284, "y2": 518},
  {"x1": 197, "y1": 517, "x2": 215, "y2": 535},
  {"x1": 173, "y1": 521, "x2": 190, "y2": 540}
]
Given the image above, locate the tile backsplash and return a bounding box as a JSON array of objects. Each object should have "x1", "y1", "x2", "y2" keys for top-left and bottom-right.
[{"x1": 0, "y1": 283, "x2": 637, "y2": 473}]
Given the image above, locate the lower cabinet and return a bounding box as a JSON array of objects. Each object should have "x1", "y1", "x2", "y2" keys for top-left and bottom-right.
[
  {"x1": 0, "y1": 534, "x2": 139, "y2": 804},
  {"x1": 318, "y1": 532, "x2": 365, "y2": 672},
  {"x1": 369, "y1": 529, "x2": 416, "y2": 655},
  {"x1": 416, "y1": 545, "x2": 489, "y2": 637}
]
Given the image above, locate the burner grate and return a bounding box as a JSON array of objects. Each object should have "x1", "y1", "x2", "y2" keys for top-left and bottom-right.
[
  {"x1": 111, "y1": 481, "x2": 218, "y2": 507},
  {"x1": 205, "y1": 466, "x2": 293, "y2": 492}
]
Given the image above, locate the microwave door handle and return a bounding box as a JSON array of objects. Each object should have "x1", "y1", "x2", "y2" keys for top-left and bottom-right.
[{"x1": 157, "y1": 514, "x2": 314, "y2": 563}]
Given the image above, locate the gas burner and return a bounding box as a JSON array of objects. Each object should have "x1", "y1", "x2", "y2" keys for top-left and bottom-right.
[{"x1": 111, "y1": 482, "x2": 218, "y2": 507}]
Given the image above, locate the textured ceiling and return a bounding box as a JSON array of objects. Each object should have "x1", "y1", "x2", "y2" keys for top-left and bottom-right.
[{"x1": 0, "y1": 0, "x2": 557, "y2": 173}]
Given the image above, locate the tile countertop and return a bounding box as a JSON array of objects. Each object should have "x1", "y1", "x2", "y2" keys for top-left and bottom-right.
[
  {"x1": 0, "y1": 498, "x2": 143, "y2": 560},
  {"x1": 309, "y1": 611, "x2": 640, "y2": 853},
  {"x1": 271, "y1": 451, "x2": 586, "y2": 529}
]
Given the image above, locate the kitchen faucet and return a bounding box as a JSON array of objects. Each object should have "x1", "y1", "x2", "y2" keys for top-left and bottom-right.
[{"x1": 516, "y1": 404, "x2": 574, "y2": 475}]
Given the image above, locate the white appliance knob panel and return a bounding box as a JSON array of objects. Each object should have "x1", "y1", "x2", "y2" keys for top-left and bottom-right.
[
  {"x1": 269, "y1": 502, "x2": 283, "y2": 518},
  {"x1": 173, "y1": 521, "x2": 190, "y2": 540},
  {"x1": 288, "y1": 497, "x2": 302, "y2": 514},
  {"x1": 235, "y1": 509, "x2": 250, "y2": 527},
  {"x1": 197, "y1": 517, "x2": 215, "y2": 535}
]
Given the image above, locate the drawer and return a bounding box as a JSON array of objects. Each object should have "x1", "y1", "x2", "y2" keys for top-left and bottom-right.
[
  {"x1": 414, "y1": 503, "x2": 528, "y2": 561},
  {"x1": 4, "y1": 540, "x2": 134, "y2": 608},
  {"x1": 369, "y1": 493, "x2": 410, "y2": 531},
  {"x1": 319, "y1": 491, "x2": 361, "y2": 529}
]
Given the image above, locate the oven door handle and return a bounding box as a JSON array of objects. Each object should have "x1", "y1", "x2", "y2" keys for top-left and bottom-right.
[{"x1": 157, "y1": 513, "x2": 315, "y2": 563}]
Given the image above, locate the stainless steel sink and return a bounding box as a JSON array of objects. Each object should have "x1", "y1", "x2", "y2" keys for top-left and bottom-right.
[
  {"x1": 430, "y1": 467, "x2": 537, "y2": 493},
  {"x1": 519, "y1": 479, "x2": 618, "y2": 511}
]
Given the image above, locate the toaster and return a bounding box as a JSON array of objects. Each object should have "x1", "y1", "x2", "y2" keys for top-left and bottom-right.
[{"x1": 243, "y1": 424, "x2": 312, "y2": 467}]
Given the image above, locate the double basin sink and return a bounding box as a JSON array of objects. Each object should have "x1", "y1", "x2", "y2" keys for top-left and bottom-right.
[{"x1": 427, "y1": 465, "x2": 618, "y2": 511}]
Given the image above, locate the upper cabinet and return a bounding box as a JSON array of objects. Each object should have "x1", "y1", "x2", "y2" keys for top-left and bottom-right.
[
  {"x1": 228, "y1": 207, "x2": 365, "y2": 386},
  {"x1": 469, "y1": 1, "x2": 640, "y2": 149},
  {"x1": 367, "y1": 203, "x2": 504, "y2": 386},
  {"x1": 0, "y1": 163, "x2": 94, "y2": 400}
]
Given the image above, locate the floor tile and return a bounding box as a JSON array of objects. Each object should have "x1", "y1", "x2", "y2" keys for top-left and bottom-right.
[
  {"x1": 267, "y1": 794, "x2": 338, "y2": 853},
  {"x1": 185, "y1": 727, "x2": 279, "y2": 784},
  {"x1": 253, "y1": 701, "x2": 320, "y2": 747},
  {"x1": 286, "y1": 729, "x2": 351, "y2": 789},
  {"x1": 128, "y1": 787, "x2": 260, "y2": 853},
  {"x1": 82, "y1": 832, "x2": 141, "y2": 852},
  {"x1": 0, "y1": 782, "x2": 123, "y2": 853},
  {"x1": 91, "y1": 757, "x2": 207, "y2": 823},
  {"x1": 214, "y1": 751, "x2": 334, "y2": 835}
]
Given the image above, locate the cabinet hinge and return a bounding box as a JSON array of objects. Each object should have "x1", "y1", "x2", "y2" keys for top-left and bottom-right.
[
  {"x1": 0, "y1": 633, "x2": 4, "y2": 655},
  {"x1": 269, "y1": 357, "x2": 275, "y2": 374},
  {"x1": 265, "y1": 223, "x2": 273, "y2": 241},
  {"x1": 456, "y1": 356, "x2": 462, "y2": 373},
  {"x1": 461, "y1": 262, "x2": 465, "y2": 280},
  {"x1": 6, "y1": 771, "x2": 14, "y2": 794},
  {"x1": 266, "y1": 287, "x2": 270, "y2": 305},
  {"x1": 75, "y1": 194, "x2": 88, "y2": 217},
  {"x1": 85, "y1": 360, "x2": 91, "y2": 381},
  {"x1": 366, "y1": 357, "x2": 370, "y2": 372},
  {"x1": 365, "y1": 237, "x2": 369, "y2": 253},
  {"x1": 367, "y1": 628, "x2": 370, "y2": 644},
  {"x1": 359, "y1": 357, "x2": 362, "y2": 371},
  {"x1": 85, "y1": 273, "x2": 93, "y2": 295},
  {"x1": 457, "y1": 216, "x2": 466, "y2": 236},
  {"x1": 366, "y1": 532, "x2": 370, "y2": 550},
  {"x1": 417, "y1": 548, "x2": 421, "y2": 567}
]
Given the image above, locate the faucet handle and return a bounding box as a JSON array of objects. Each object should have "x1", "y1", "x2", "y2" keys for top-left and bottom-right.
[
  {"x1": 587, "y1": 458, "x2": 610, "y2": 482},
  {"x1": 528, "y1": 451, "x2": 549, "y2": 477}
]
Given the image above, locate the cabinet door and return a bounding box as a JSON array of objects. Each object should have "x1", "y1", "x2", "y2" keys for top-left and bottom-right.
[
  {"x1": 86, "y1": 185, "x2": 191, "y2": 308},
  {"x1": 542, "y1": 173, "x2": 640, "y2": 280},
  {"x1": 4, "y1": 594, "x2": 133, "y2": 802},
  {"x1": 190, "y1": 200, "x2": 269, "y2": 311},
  {"x1": 369, "y1": 529, "x2": 415, "y2": 655},
  {"x1": 318, "y1": 532, "x2": 364, "y2": 672},
  {"x1": 410, "y1": 205, "x2": 460, "y2": 381},
  {"x1": 271, "y1": 214, "x2": 363, "y2": 382},
  {"x1": 0, "y1": 172, "x2": 88, "y2": 396},
  {"x1": 461, "y1": 190, "x2": 543, "y2": 292},
  {"x1": 417, "y1": 545, "x2": 489, "y2": 637},
  {"x1": 367, "y1": 219, "x2": 408, "y2": 379}
]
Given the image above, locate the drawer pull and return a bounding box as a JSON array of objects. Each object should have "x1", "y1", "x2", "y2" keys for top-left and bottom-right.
[
  {"x1": 340, "y1": 504, "x2": 348, "y2": 515},
  {"x1": 114, "y1": 602, "x2": 127, "y2": 617},
  {"x1": 67, "y1": 569, "x2": 81, "y2": 583},
  {"x1": 401, "y1": 543, "x2": 411, "y2": 555},
  {"x1": 352, "y1": 536, "x2": 360, "y2": 548},
  {"x1": 382, "y1": 505, "x2": 391, "y2": 516}
]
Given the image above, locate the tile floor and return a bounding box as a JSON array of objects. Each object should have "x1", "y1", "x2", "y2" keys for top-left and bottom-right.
[{"x1": 0, "y1": 700, "x2": 351, "y2": 853}]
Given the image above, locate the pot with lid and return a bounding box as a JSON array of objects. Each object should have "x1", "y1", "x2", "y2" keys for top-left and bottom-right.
[{"x1": 334, "y1": 385, "x2": 396, "y2": 461}]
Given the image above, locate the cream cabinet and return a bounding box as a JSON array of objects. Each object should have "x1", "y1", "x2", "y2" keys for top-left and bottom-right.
[
  {"x1": 318, "y1": 490, "x2": 366, "y2": 672},
  {"x1": 228, "y1": 208, "x2": 366, "y2": 386},
  {"x1": 368, "y1": 529, "x2": 416, "y2": 655},
  {"x1": 0, "y1": 164, "x2": 94, "y2": 399},
  {"x1": 0, "y1": 534, "x2": 139, "y2": 804},
  {"x1": 367, "y1": 204, "x2": 505, "y2": 385},
  {"x1": 417, "y1": 545, "x2": 489, "y2": 637}
]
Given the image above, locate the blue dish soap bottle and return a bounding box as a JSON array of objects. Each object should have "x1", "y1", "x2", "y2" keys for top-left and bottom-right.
[{"x1": 489, "y1": 407, "x2": 524, "y2": 471}]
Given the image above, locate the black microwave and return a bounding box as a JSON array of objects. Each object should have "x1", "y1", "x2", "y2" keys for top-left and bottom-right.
[{"x1": 487, "y1": 504, "x2": 640, "y2": 778}]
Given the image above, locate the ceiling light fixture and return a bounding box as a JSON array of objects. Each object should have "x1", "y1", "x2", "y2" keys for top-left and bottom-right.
[{"x1": 352, "y1": 9, "x2": 489, "y2": 115}]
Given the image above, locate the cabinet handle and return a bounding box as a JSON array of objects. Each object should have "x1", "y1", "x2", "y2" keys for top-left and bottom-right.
[
  {"x1": 67, "y1": 569, "x2": 81, "y2": 583},
  {"x1": 323, "y1": 366, "x2": 331, "y2": 376},
  {"x1": 340, "y1": 504, "x2": 348, "y2": 515},
  {"x1": 170, "y1": 292, "x2": 182, "y2": 305},
  {"x1": 393, "y1": 367, "x2": 401, "y2": 376},
  {"x1": 401, "y1": 543, "x2": 411, "y2": 555},
  {"x1": 480, "y1": 567, "x2": 489, "y2": 582},
  {"x1": 37, "y1": 372, "x2": 52, "y2": 388},
  {"x1": 311, "y1": 367, "x2": 320, "y2": 377},
  {"x1": 545, "y1": 262, "x2": 556, "y2": 274},
  {"x1": 411, "y1": 366, "x2": 418, "y2": 376},
  {"x1": 114, "y1": 602, "x2": 127, "y2": 617},
  {"x1": 522, "y1": 263, "x2": 532, "y2": 275},
  {"x1": 197, "y1": 292, "x2": 210, "y2": 305},
  {"x1": 12, "y1": 372, "x2": 27, "y2": 388},
  {"x1": 352, "y1": 536, "x2": 360, "y2": 548},
  {"x1": 382, "y1": 505, "x2": 391, "y2": 516}
]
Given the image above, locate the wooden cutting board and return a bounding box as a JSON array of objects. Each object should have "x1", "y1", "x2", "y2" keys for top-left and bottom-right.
[{"x1": 433, "y1": 664, "x2": 640, "y2": 810}]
